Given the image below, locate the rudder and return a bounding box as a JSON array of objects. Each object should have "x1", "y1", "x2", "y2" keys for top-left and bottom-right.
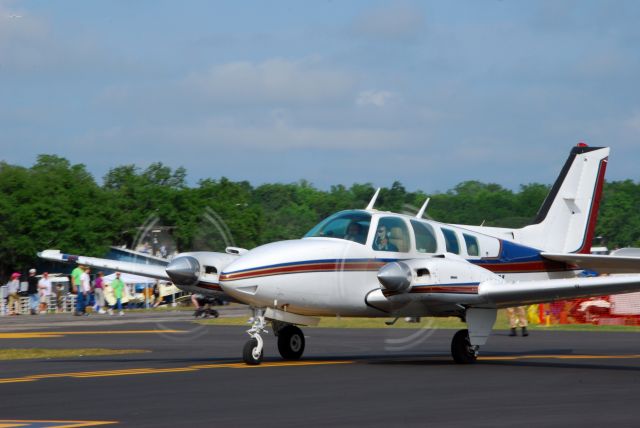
[{"x1": 515, "y1": 145, "x2": 609, "y2": 254}]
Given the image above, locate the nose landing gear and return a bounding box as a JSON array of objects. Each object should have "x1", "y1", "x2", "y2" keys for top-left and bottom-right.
[
  {"x1": 241, "y1": 308, "x2": 311, "y2": 365},
  {"x1": 243, "y1": 309, "x2": 267, "y2": 365}
]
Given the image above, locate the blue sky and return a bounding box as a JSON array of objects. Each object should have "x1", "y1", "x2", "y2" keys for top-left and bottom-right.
[{"x1": 1, "y1": 0, "x2": 639, "y2": 192}]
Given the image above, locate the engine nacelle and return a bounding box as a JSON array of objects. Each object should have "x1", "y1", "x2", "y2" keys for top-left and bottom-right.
[
  {"x1": 377, "y1": 261, "x2": 413, "y2": 293},
  {"x1": 166, "y1": 251, "x2": 239, "y2": 290},
  {"x1": 377, "y1": 254, "x2": 503, "y2": 296}
]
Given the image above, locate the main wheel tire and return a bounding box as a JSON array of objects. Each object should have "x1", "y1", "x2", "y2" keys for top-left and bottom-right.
[
  {"x1": 243, "y1": 338, "x2": 263, "y2": 365},
  {"x1": 277, "y1": 325, "x2": 305, "y2": 360},
  {"x1": 451, "y1": 329, "x2": 477, "y2": 364}
]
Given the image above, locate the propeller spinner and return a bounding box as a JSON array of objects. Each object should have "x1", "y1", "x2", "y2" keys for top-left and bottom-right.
[{"x1": 166, "y1": 256, "x2": 201, "y2": 286}]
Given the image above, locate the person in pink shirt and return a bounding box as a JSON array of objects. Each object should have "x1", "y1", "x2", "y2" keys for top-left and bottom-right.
[{"x1": 93, "y1": 271, "x2": 106, "y2": 314}]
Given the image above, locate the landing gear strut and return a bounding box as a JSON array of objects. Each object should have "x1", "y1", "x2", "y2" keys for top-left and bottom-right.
[
  {"x1": 241, "y1": 307, "x2": 315, "y2": 365},
  {"x1": 451, "y1": 329, "x2": 478, "y2": 364},
  {"x1": 243, "y1": 309, "x2": 267, "y2": 365},
  {"x1": 276, "y1": 324, "x2": 305, "y2": 360}
]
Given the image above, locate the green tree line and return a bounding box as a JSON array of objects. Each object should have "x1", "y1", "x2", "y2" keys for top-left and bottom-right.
[{"x1": 0, "y1": 155, "x2": 638, "y2": 278}]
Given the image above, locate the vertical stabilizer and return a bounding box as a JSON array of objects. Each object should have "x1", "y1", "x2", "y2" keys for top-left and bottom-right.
[{"x1": 515, "y1": 145, "x2": 608, "y2": 254}]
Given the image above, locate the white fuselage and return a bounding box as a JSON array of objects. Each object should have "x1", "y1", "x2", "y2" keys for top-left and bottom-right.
[{"x1": 218, "y1": 210, "x2": 580, "y2": 317}]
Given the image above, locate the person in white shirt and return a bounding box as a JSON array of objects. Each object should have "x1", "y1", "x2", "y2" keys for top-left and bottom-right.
[
  {"x1": 81, "y1": 268, "x2": 91, "y2": 293},
  {"x1": 77, "y1": 267, "x2": 91, "y2": 315},
  {"x1": 38, "y1": 272, "x2": 52, "y2": 314},
  {"x1": 7, "y1": 272, "x2": 21, "y2": 315}
]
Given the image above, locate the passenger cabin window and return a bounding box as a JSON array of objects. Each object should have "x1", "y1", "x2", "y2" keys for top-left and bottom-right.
[
  {"x1": 442, "y1": 228, "x2": 460, "y2": 254},
  {"x1": 373, "y1": 217, "x2": 410, "y2": 253},
  {"x1": 304, "y1": 210, "x2": 371, "y2": 244},
  {"x1": 410, "y1": 220, "x2": 438, "y2": 253},
  {"x1": 463, "y1": 234, "x2": 480, "y2": 256}
]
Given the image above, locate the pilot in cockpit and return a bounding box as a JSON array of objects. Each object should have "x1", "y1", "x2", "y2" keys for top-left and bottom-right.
[
  {"x1": 373, "y1": 224, "x2": 399, "y2": 251},
  {"x1": 344, "y1": 222, "x2": 366, "y2": 244}
]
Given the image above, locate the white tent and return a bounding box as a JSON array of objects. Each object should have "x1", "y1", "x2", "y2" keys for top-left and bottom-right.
[{"x1": 103, "y1": 272, "x2": 156, "y2": 285}]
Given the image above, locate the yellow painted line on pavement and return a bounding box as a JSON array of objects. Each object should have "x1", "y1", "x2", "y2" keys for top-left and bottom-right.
[
  {"x1": 0, "y1": 330, "x2": 185, "y2": 339},
  {"x1": 0, "y1": 360, "x2": 354, "y2": 385},
  {"x1": 480, "y1": 354, "x2": 640, "y2": 361},
  {"x1": 0, "y1": 420, "x2": 116, "y2": 428}
]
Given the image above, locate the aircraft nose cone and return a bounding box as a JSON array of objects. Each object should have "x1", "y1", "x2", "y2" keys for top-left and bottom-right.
[
  {"x1": 377, "y1": 261, "x2": 412, "y2": 293},
  {"x1": 166, "y1": 256, "x2": 200, "y2": 286}
]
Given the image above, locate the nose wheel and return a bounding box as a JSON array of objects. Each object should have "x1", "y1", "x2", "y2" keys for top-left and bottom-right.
[
  {"x1": 243, "y1": 309, "x2": 267, "y2": 365},
  {"x1": 243, "y1": 337, "x2": 264, "y2": 365},
  {"x1": 241, "y1": 309, "x2": 309, "y2": 365}
]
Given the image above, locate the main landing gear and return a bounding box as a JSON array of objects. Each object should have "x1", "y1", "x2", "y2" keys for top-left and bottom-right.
[
  {"x1": 242, "y1": 309, "x2": 307, "y2": 365},
  {"x1": 276, "y1": 323, "x2": 305, "y2": 360},
  {"x1": 450, "y1": 329, "x2": 478, "y2": 364},
  {"x1": 450, "y1": 308, "x2": 497, "y2": 364}
]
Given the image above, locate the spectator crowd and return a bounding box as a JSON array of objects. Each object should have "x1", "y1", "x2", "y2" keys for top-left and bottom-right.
[{"x1": 1, "y1": 265, "x2": 165, "y2": 316}]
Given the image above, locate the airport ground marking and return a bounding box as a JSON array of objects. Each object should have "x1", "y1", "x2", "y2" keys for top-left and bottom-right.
[
  {"x1": 0, "y1": 420, "x2": 116, "y2": 428},
  {"x1": 480, "y1": 354, "x2": 640, "y2": 361},
  {"x1": 0, "y1": 360, "x2": 354, "y2": 384},
  {"x1": 0, "y1": 330, "x2": 185, "y2": 339},
  {"x1": 3, "y1": 353, "x2": 635, "y2": 385}
]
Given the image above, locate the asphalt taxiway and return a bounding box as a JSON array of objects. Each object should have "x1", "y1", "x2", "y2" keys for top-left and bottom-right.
[{"x1": 1, "y1": 311, "x2": 640, "y2": 427}]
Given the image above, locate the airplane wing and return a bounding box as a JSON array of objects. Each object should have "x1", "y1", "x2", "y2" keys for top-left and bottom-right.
[
  {"x1": 541, "y1": 252, "x2": 640, "y2": 274},
  {"x1": 479, "y1": 274, "x2": 640, "y2": 308},
  {"x1": 38, "y1": 249, "x2": 169, "y2": 280}
]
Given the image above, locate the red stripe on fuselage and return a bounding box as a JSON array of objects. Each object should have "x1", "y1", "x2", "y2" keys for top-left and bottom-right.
[
  {"x1": 220, "y1": 261, "x2": 386, "y2": 281},
  {"x1": 411, "y1": 285, "x2": 479, "y2": 294},
  {"x1": 382, "y1": 283, "x2": 479, "y2": 297},
  {"x1": 477, "y1": 259, "x2": 571, "y2": 273}
]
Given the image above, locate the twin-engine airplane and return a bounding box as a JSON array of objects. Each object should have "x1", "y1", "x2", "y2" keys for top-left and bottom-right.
[{"x1": 40, "y1": 145, "x2": 640, "y2": 365}]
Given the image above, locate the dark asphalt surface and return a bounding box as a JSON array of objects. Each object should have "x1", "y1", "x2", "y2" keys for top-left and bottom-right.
[{"x1": 1, "y1": 312, "x2": 640, "y2": 427}]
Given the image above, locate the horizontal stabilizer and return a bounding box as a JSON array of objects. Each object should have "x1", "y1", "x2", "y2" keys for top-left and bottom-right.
[
  {"x1": 479, "y1": 275, "x2": 640, "y2": 308},
  {"x1": 38, "y1": 249, "x2": 169, "y2": 280},
  {"x1": 541, "y1": 252, "x2": 640, "y2": 274}
]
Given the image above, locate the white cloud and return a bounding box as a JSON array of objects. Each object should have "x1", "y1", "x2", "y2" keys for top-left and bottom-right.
[
  {"x1": 356, "y1": 90, "x2": 398, "y2": 108},
  {"x1": 0, "y1": 2, "x2": 51, "y2": 69},
  {"x1": 184, "y1": 58, "x2": 355, "y2": 105},
  {"x1": 155, "y1": 115, "x2": 411, "y2": 151},
  {"x1": 70, "y1": 109, "x2": 413, "y2": 156},
  {"x1": 351, "y1": 1, "x2": 426, "y2": 42}
]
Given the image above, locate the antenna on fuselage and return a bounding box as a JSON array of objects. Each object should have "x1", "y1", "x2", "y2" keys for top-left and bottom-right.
[
  {"x1": 416, "y1": 198, "x2": 430, "y2": 219},
  {"x1": 366, "y1": 188, "x2": 381, "y2": 210}
]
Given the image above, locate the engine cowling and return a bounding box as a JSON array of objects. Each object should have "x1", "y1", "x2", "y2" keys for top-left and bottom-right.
[
  {"x1": 377, "y1": 261, "x2": 413, "y2": 293},
  {"x1": 377, "y1": 254, "x2": 503, "y2": 297},
  {"x1": 165, "y1": 251, "x2": 239, "y2": 290}
]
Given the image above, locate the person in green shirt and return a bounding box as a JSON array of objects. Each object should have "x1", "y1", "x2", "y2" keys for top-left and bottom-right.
[
  {"x1": 71, "y1": 265, "x2": 86, "y2": 316},
  {"x1": 109, "y1": 272, "x2": 126, "y2": 316}
]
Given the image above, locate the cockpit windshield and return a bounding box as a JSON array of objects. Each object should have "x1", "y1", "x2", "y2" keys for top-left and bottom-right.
[{"x1": 304, "y1": 210, "x2": 371, "y2": 244}]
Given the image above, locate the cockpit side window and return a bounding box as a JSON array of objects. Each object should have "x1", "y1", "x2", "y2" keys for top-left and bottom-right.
[
  {"x1": 373, "y1": 217, "x2": 410, "y2": 253},
  {"x1": 463, "y1": 233, "x2": 480, "y2": 256},
  {"x1": 441, "y1": 228, "x2": 460, "y2": 254},
  {"x1": 410, "y1": 220, "x2": 438, "y2": 253},
  {"x1": 304, "y1": 211, "x2": 371, "y2": 244}
]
